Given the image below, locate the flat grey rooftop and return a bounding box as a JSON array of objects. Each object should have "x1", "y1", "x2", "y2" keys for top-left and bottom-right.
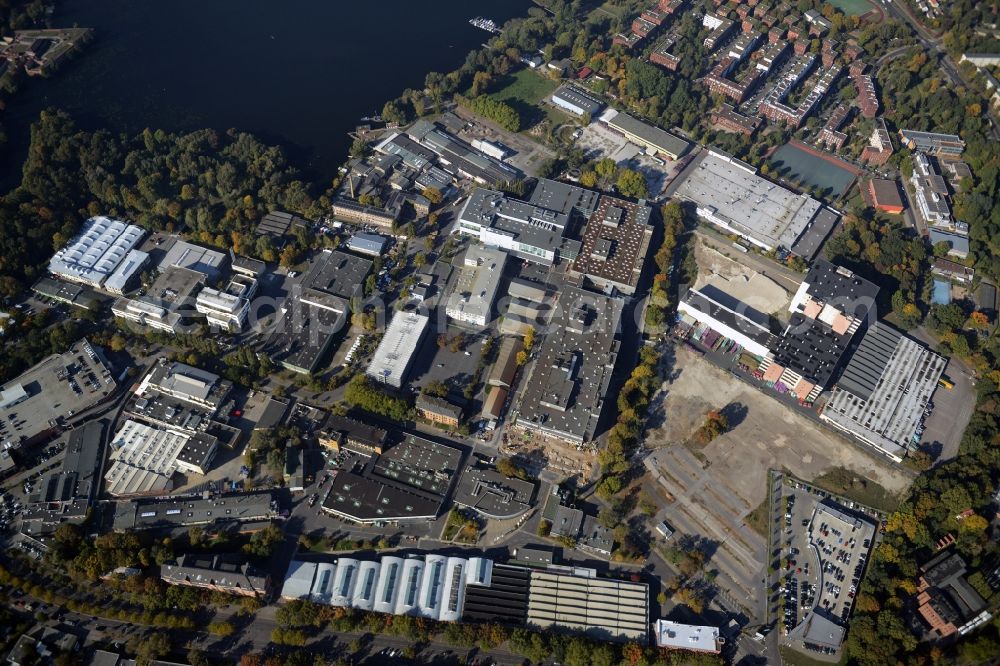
[
  {"x1": 302, "y1": 249, "x2": 373, "y2": 300},
  {"x1": 453, "y1": 461, "x2": 536, "y2": 519},
  {"x1": 528, "y1": 178, "x2": 601, "y2": 218},
  {"x1": 822, "y1": 324, "x2": 946, "y2": 459},
  {"x1": 673, "y1": 150, "x2": 822, "y2": 250},
  {"x1": 516, "y1": 286, "x2": 624, "y2": 443}
]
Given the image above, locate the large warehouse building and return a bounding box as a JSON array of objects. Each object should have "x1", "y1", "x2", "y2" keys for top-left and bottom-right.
[
  {"x1": 671, "y1": 150, "x2": 837, "y2": 257},
  {"x1": 279, "y1": 551, "x2": 650, "y2": 642},
  {"x1": 366, "y1": 311, "x2": 430, "y2": 388},
  {"x1": 526, "y1": 569, "x2": 649, "y2": 642},
  {"x1": 104, "y1": 419, "x2": 218, "y2": 496},
  {"x1": 48, "y1": 216, "x2": 146, "y2": 289},
  {"x1": 570, "y1": 195, "x2": 654, "y2": 295},
  {"x1": 821, "y1": 324, "x2": 946, "y2": 462},
  {"x1": 321, "y1": 433, "x2": 461, "y2": 523},
  {"x1": 516, "y1": 287, "x2": 625, "y2": 444},
  {"x1": 457, "y1": 188, "x2": 574, "y2": 266},
  {"x1": 761, "y1": 260, "x2": 878, "y2": 402},
  {"x1": 266, "y1": 249, "x2": 371, "y2": 374},
  {"x1": 445, "y1": 245, "x2": 508, "y2": 327},
  {"x1": 281, "y1": 554, "x2": 495, "y2": 622},
  {"x1": 550, "y1": 85, "x2": 605, "y2": 118},
  {"x1": 605, "y1": 110, "x2": 691, "y2": 160},
  {"x1": 678, "y1": 286, "x2": 779, "y2": 359}
]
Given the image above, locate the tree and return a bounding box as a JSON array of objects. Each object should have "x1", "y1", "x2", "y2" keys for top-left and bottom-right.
[
  {"x1": 133, "y1": 632, "x2": 171, "y2": 665},
  {"x1": 596, "y1": 475, "x2": 622, "y2": 499},
  {"x1": 694, "y1": 410, "x2": 728, "y2": 444},
  {"x1": 244, "y1": 523, "x2": 284, "y2": 558},
  {"x1": 381, "y1": 100, "x2": 406, "y2": 125},
  {"x1": 616, "y1": 169, "x2": 649, "y2": 199},
  {"x1": 969, "y1": 311, "x2": 989, "y2": 328},
  {"x1": 496, "y1": 457, "x2": 530, "y2": 480},
  {"x1": 456, "y1": 95, "x2": 521, "y2": 132},
  {"x1": 594, "y1": 158, "x2": 617, "y2": 180},
  {"x1": 208, "y1": 621, "x2": 235, "y2": 637},
  {"x1": 421, "y1": 380, "x2": 449, "y2": 398},
  {"x1": 109, "y1": 334, "x2": 127, "y2": 352},
  {"x1": 186, "y1": 649, "x2": 210, "y2": 666},
  {"x1": 422, "y1": 187, "x2": 443, "y2": 205},
  {"x1": 344, "y1": 374, "x2": 412, "y2": 422}
]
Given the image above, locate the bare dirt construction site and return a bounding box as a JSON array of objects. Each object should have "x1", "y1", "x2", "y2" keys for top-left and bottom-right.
[
  {"x1": 643, "y1": 346, "x2": 913, "y2": 619},
  {"x1": 691, "y1": 238, "x2": 791, "y2": 315}
]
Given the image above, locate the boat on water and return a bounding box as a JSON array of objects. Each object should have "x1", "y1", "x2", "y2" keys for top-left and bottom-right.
[
  {"x1": 469, "y1": 17, "x2": 500, "y2": 34},
  {"x1": 359, "y1": 115, "x2": 383, "y2": 123}
]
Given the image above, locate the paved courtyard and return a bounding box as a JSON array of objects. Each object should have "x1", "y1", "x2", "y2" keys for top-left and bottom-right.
[{"x1": 575, "y1": 121, "x2": 688, "y2": 199}]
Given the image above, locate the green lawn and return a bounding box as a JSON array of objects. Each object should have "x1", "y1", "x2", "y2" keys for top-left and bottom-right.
[
  {"x1": 809, "y1": 467, "x2": 900, "y2": 513},
  {"x1": 491, "y1": 68, "x2": 559, "y2": 105},
  {"x1": 487, "y1": 68, "x2": 569, "y2": 128},
  {"x1": 825, "y1": 0, "x2": 875, "y2": 16}
]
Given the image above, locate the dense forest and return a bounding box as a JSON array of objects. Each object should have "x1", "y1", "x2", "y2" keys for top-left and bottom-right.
[{"x1": 0, "y1": 110, "x2": 327, "y2": 298}]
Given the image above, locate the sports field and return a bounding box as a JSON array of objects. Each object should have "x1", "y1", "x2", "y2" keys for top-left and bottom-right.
[
  {"x1": 769, "y1": 141, "x2": 860, "y2": 198},
  {"x1": 826, "y1": 0, "x2": 876, "y2": 16}
]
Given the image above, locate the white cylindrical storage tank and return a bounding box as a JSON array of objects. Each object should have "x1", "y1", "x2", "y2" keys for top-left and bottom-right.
[
  {"x1": 439, "y1": 557, "x2": 468, "y2": 622},
  {"x1": 351, "y1": 561, "x2": 381, "y2": 611},
  {"x1": 331, "y1": 558, "x2": 359, "y2": 607},
  {"x1": 419, "y1": 554, "x2": 448, "y2": 619},
  {"x1": 394, "y1": 557, "x2": 425, "y2": 616},
  {"x1": 373, "y1": 557, "x2": 403, "y2": 614}
]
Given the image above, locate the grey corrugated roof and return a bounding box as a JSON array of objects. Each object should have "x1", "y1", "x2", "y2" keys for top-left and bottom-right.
[{"x1": 835, "y1": 323, "x2": 901, "y2": 401}]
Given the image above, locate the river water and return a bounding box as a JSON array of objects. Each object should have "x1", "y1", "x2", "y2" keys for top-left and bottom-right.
[{"x1": 0, "y1": 0, "x2": 532, "y2": 189}]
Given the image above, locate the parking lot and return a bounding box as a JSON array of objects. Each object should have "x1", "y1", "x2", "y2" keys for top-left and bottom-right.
[
  {"x1": 907, "y1": 345, "x2": 976, "y2": 463},
  {"x1": 777, "y1": 480, "x2": 877, "y2": 658}
]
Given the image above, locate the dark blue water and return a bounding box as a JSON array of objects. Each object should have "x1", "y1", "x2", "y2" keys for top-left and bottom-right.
[{"x1": 0, "y1": 0, "x2": 532, "y2": 188}]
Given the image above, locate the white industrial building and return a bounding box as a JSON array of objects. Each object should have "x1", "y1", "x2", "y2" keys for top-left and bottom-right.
[
  {"x1": 550, "y1": 85, "x2": 604, "y2": 118},
  {"x1": 457, "y1": 188, "x2": 571, "y2": 266},
  {"x1": 470, "y1": 138, "x2": 507, "y2": 161},
  {"x1": 366, "y1": 311, "x2": 430, "y2": 388},
  {"x1": 48, "y1": 216, "x2": 146, "y2": 289},
  {"x1": 280, "y1": 554, "x2": 493, "y2": 623},
  {"x1": 677, "y1": 287, "x2": 778, "y2": 358},
  {"x1": 346, "y1": 233, "x2": 389, "y2": 257},
  {"x1": 195, "y1": 275, "x2": 258, "y2": 330},
  {"x1": 654, "y1": 620, "x2": 723, "y2": 653},
  {"x1": 445, "y1": 246, "x2": 507, "y2": 327},
  {"x1": 821, "y1": 324, "x2": 946, "y2": 462},
  {"x1": 910, "y1": 152, "x2": 953, "y2": 226},
  {"x1": 280, "y1": 561, "x2": 319, "y2": 600},
  {"x1": 672, "y1": 150, "x2": 829, "y2": 253},
  {"x1": 103, "y1": 249, "x2": 150, "y2": 295},
  {"x1": 160, "y1": 240, "x2": 227, "y2": 280},
  {"x1": 103, "y1": 420, "x2": 217, "y2": 496}
]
